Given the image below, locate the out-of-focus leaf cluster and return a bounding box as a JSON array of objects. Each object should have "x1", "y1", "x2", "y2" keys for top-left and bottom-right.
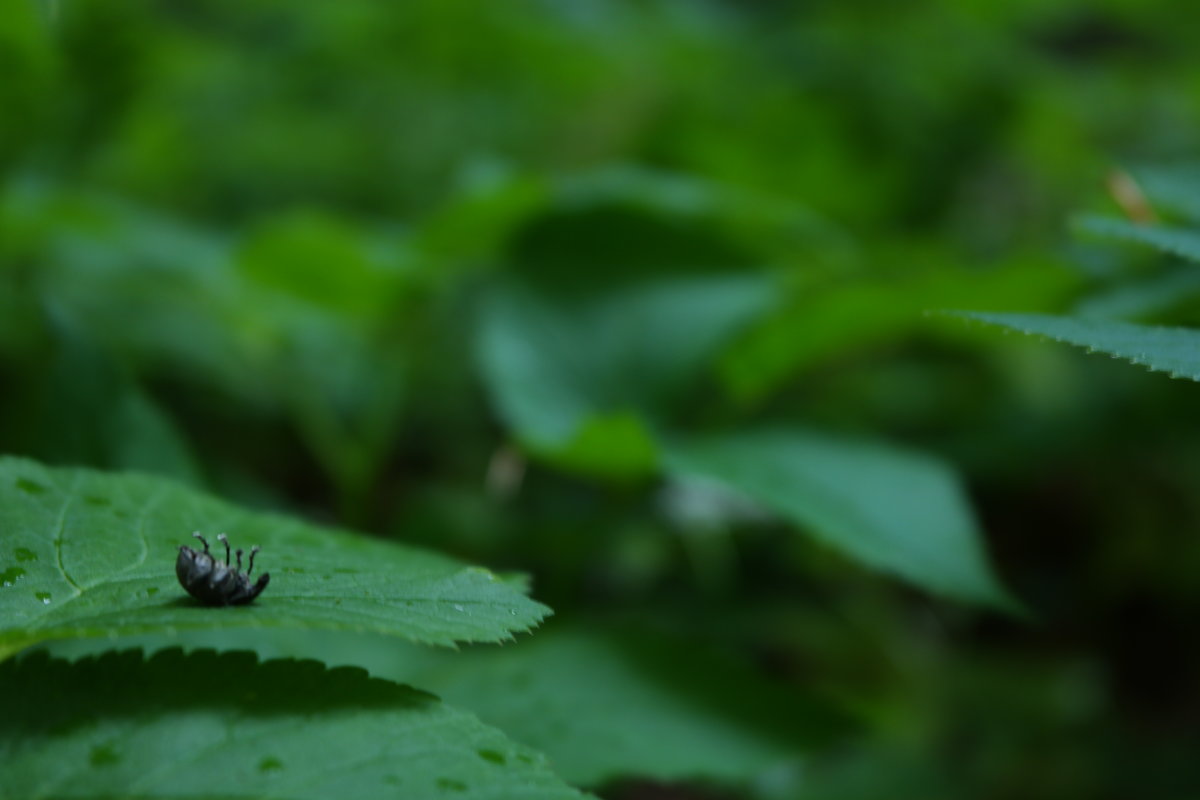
[{"x1": 4, "y1": 1, "x2": 1200, "y2": 798}]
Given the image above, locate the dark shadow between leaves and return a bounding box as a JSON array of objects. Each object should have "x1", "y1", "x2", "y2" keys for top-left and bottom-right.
[
  {"x1": 0, "y1": 648, "x2": 438, "y2": 737},
  {"x1": 605, "y1": 626, "x2": 852, "y2": 748}
]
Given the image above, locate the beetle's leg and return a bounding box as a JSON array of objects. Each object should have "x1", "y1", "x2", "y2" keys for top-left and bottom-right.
[
  {"x1": 217, "y1": 533, "x2": 231, "y2": 565},
  {"x1": 247, "y1": 545, "x2": 261, "y2": 577},
  {"x1": 192, "y1": 532, "x2": 210, "y2": 554},
  {"x1": 235, "y1": 548, "x2": 244, "y2": 571}
]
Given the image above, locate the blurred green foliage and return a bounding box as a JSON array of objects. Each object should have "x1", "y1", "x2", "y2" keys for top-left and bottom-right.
[{"x1": 4, "y1": 0, "x2": 1200, "y2": 797}]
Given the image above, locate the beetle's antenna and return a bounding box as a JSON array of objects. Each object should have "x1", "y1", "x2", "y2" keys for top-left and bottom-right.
[
  {"x1": 192, "y1": 532, "x2": 210, "y2": 554},
  {"x1": 236, "y1": 548, "x2": 244, "y2": 570},
  {"x1": 247, "y1": 545, "x2": 261, "y2": 576},
  {"x1": 217, "y1": 533, "x2": 230, "y2": 565}
]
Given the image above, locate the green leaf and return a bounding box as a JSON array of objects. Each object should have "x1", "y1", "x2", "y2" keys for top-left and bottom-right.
[
  {"x1": 413, "y1": 164, "x2": 550, "y2": 270},
  {"x1": 1077, "y1": 215, "x2": 1200, "y2": 263},
  {"x1": 0, "y1": 648, "x2": 588, "y2": 800},
  {"x1": 1072, "y1": 268, "x2": 1200, "y2": 321},
  {"x1": 409, "y1": 627, "x2": 840, "y2": 786},
  {"x1": 476, "y1": 276, "x2": 773, "y2": 472},
  {"x1": 0, "y1": 457, "x2": 549, "y2": 659},
  {"x1": 961, "y1": 312, "x2": 1200, "y2": 382},
  {"x1": 663, "y1": 430, "x2": 1015, "y2": 608},
  {"x1": 235, "y1": 209, "x2": 406, "y2": 320},
  {"x1": 39, "y1": 625, "x2": 844, "y2": 788},
  {"x1": 1131, "y1": 164, "x2": 1200, "y2": 222},
  {"x1": 720, "y1": 254, "x2": 1080, "y2": 404},
  {"x1": 529, "y1": 414, "x2": 660, "y2": 482}
]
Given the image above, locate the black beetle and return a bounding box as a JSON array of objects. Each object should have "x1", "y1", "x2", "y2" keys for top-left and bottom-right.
[{"x1": 176, "y1": 532, "x2": 270, "y2": 606}]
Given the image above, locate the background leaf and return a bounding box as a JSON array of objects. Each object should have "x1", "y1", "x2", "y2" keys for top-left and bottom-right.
[
  {"x1": 407, "y1": 626, "x2": 841, "y2": 787},
  {"x1": 6, "y1": 2, "x2": 1200, "y2": 796},
  {"x1": 476, "y1": 275, "x2": 773, "y2": 471},
  {"x1": 720, "y1": 254, "x2": 1080, "y2": 404},
  {"x1": 1076, "y1": 215, "x2": 1200, "y2": 263},
  {"x1": 1128, "y1": 164, "x2": 1200, "y2": 223},
  {"x1": 962, "y1": 312, "x2": 1200, "y2": 382},
  {"x1": 0, "y1": 457, "x2": 549, "y2": 659},
  {"x1": 0, "y1": 648, "x2": 588, "y2": 800},
  {"x1": 663, "y1": 430, "x2": 1015, "y2": 608},
  {"x1": 39, "y1": 624, "x2": 847, "y2": 789}
]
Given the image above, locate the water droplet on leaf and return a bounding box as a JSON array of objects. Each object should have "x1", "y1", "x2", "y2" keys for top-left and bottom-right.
[{"x1": 1, "y1": 566, "x2": 27, "y2": 587}]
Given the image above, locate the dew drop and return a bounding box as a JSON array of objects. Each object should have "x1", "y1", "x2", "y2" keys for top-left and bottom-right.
[
  {"x1": 14, "y1": 548, "x2": 36, "y2": 563},
  {"x1": 35, "y1": 591, "x2": 51, "y2": 604},
  {"x1": 452, "y1": 604, "x2": 464, "y2": 612},
  {"x1": 1, "y1": 566, "x2": 27, "y2": 587}
]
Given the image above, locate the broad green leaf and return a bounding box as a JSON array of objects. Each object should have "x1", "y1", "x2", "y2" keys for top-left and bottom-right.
[
  {"x1": 40, "y1": 626, "x2": 845, "y2": 788},
  {"x1": 409, "y1": 627, "x2": 841, "y2": 786},
  {"x1": 476, "y1": 276, "x2": 773, "y2": 471},
  {"x1": 0, "y1": 648, "x2": 588, "y2": 800},
  {"x1": 529, "y1": 414, "x2": 660, "y2": 481},
  {"x1": 1077, "y1": 215, "x2": 1200, "y2": 263},
  {"x1": 663, "y1": 430, "x2": 1015, "y2": 608},
  {"x1": 962, "y1": 312, "x2": 1200, "y2": 382},
  {"x1": 235, "y1": 209, "x2": 407, "y2": 320},
  {"x1": 413, "y1": 162, "x2": 550, "y2": 270},
  {"x1": 0, "y1": 457, "x2": 549, "y2": 659}
]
